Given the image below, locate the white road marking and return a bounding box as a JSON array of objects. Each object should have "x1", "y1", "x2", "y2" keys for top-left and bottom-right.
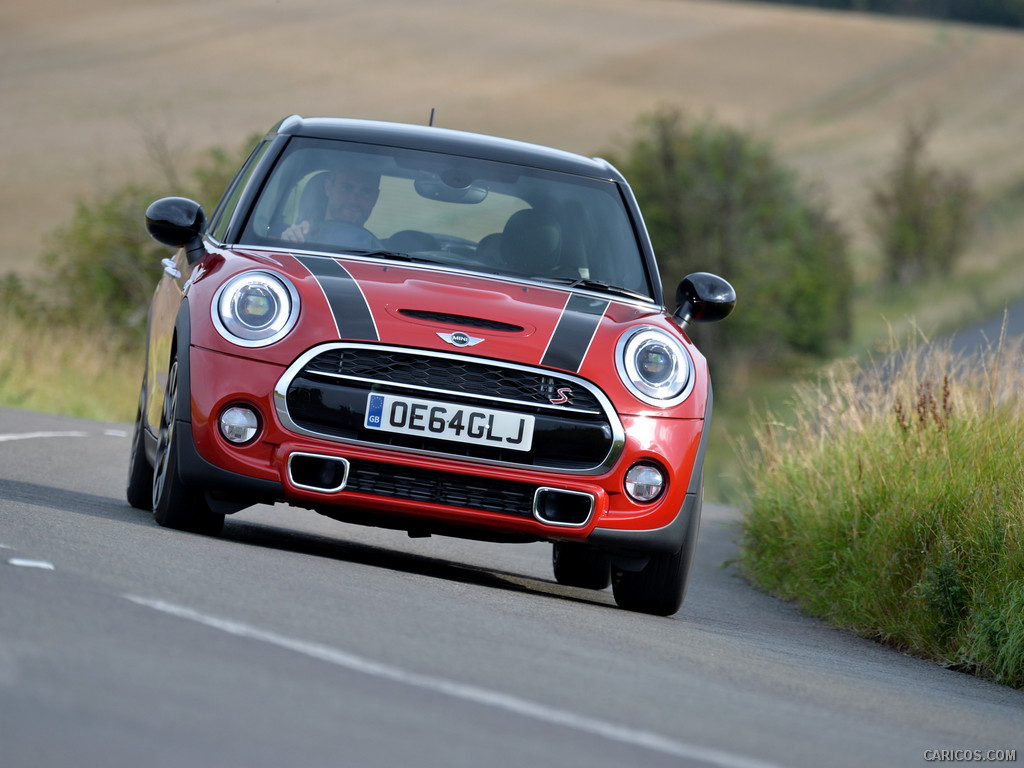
[
  {"x1": 125, "y1": 594, "x2": 784, "y2": 768},
  {"x1": 8, "y1": 558, "x2": 55, "y2": 570},
  {"x1": 0, "y1": 431, "x2": 88, "y2": 442}
]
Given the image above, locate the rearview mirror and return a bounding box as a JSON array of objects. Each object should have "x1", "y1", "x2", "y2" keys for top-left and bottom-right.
[{"x1": 413, "y1": 170, "x2": 488, "y2": 204}]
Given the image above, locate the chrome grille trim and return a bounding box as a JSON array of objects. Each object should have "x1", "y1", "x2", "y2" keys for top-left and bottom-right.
[
  {"x1": 300, "y1": 369, "x2": 602, "y2": 416},
  {"x1": 274, "y1": 343, "x2": 625, "y2": 475}
]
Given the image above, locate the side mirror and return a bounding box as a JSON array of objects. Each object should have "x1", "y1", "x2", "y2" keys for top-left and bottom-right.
[
  {"x1": 673, "y1": 272, "x2": 736, "y2": 328},
  {"x1": 145, "y1": 197, "x2": 207, "y2": 265}
]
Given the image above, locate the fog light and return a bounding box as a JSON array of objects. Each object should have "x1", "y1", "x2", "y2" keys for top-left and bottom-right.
[
  {"x1": 219, "y1": 406, "x2": 260, "y2": 444},
  {"x1": 624, "y1": 462, "x2": 665, "y2": 503}
]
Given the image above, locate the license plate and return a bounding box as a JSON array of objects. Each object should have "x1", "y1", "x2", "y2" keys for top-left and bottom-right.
[{"x1": 364, "y1": 393, "x2": 534, "y2": 452}]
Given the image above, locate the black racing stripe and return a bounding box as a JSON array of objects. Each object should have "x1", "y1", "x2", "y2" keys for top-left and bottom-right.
[
  {"x1": 541, "y1": 294, "x2": 609, "y2": 372},
  {"x1": 295, "y1": 255, "x2": 378, "y2": 341}
]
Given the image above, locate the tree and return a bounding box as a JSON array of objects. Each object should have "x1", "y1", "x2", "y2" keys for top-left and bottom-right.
[
  {"x1": 29, "y1": 134, "x2": 259, "y2": 339},
  {"x1": 867, "y1": 115, "x2": 975, "y2": 287},
  {"x1": 608, "y1": 108, "x2": 852, "y2": 368}
]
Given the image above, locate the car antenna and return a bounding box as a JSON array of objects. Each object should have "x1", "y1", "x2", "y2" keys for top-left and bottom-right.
[{"x1": 429, "y1": 107, "x2": 436, "y2": 127}]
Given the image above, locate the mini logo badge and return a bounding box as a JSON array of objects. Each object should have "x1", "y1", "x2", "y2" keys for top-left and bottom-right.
[{"x1": 437, "y1": 331, "x2": 484, "y2": 347}]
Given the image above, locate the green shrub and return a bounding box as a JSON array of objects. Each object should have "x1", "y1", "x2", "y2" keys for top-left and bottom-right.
[
  {"x1": 14, "y1": 134, "x2": 259, "y2": 340},
  {"x1": 41, "y1": 183, "x2": 168, "y2": 336},
  {"x1": 739, "y1": 330, "x2": 1024, "y2": 687},
  {"x1": 867, "y1": 115, "x2": 976, "y2": 287},
  {"x1": 607, "y1": 108, "x2": 852, "y2": 369}
]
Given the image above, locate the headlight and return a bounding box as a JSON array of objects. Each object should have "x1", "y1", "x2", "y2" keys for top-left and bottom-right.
[
  {"x1": 615, "y1": 326, "x2": 694, "y2": 407},
  {"x1": 212, "y1": 271, "x2": 299, "y2": 346}
]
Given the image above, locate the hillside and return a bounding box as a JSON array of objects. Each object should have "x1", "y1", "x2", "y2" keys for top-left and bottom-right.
[{"x1": 3, "y1": 0, "x2": 1024, "y2": 276}]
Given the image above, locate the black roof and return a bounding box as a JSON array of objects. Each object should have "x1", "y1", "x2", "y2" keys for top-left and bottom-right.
[{"x1": 271, "y1": 115, "x2": 626, "y2": 183}]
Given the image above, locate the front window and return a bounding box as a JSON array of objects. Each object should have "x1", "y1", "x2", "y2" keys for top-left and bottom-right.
[
  {"x1": 240, "y1": 138, "x2": 653, "y2": 298},
  {"x1": 208, "y1": 140, "x2": 272, "y2": 242}
]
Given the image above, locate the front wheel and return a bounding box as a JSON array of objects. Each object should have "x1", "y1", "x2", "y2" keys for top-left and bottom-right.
[
  {"x1": 552, "y1": 542, "x2": 612, "y2": 589},
  {"x1": 613, "y1": 476, "x2": 704, "y2": 616},
  {"x1": 152, "y1": 358, "x2": 224, "y2": 536},
  {"x1": 611, "y1": 547, "x2": 689, "y2": 616}
]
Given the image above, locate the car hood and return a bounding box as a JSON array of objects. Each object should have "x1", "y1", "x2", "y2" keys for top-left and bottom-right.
[{"x1": 287, "y1": 253, "x2": 667, "y2": 376}]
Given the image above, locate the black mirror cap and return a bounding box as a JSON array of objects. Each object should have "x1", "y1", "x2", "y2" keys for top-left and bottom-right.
[
  {"x1": 673, "y1": 272, "x2": 736, "y2": 326},
  {"x1": 146, "y1": 197, "x2": 207, "y2": 259}
]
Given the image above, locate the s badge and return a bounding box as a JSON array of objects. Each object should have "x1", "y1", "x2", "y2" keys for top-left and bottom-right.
[{"x1": 549, "y1": 387, "x2": 572, "y2": 405}]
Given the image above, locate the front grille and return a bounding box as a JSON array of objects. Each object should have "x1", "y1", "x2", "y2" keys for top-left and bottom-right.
[
  {"x1": 302, "y1": 348, "x2": 602, "y2": 412},
  {"x1": 276, "y1": 344, "x2": 622, "y2": 474}
]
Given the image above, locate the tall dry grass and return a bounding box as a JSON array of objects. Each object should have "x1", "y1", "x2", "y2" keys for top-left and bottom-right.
[
  {"x1": 738, "y1": 324, "x2": 1024, "y2": 687},
  {"x1": 0, "y1": 308, "x2": 142, "y2": 423}
]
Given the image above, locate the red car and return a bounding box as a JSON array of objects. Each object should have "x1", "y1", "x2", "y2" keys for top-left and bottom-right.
[{"x1": 127, "y1": 115, "x2": 735, "y2": 615}]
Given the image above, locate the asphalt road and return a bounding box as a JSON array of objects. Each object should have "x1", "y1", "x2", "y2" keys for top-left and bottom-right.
[
  {"x1": 948, "y1": 296, "x2": 1024, "y2": 356},
  {"x1": 1, "y1": 406, "x2": 1021, "y2": 768}
]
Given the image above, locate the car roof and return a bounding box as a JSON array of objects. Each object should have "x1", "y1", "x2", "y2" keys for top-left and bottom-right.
[{"x1": 271, "y1": 115, "x2": 627, "y2": 183}]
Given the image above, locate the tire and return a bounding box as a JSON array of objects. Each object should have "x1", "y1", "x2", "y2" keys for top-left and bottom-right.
[
  {"x1": 552, "y1": 542, "x2": 612, "y2": 590},
  {"x1": 612, "y1": 477, "x2": 703, "y2": 616},
  {"x1": 152, "y1": 358, "x2": 224, "y2": 536},
  {"x1": 125, "y1": 386, "x2": 154, "y2": 511},
  {"x1": 611, "y1": 546, "x2": 689, "y2": 616}
]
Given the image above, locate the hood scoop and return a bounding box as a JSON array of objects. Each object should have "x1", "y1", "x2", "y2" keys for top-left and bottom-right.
[{"x1": 398, "y1": 309, "x2": 524, "y2": 334}]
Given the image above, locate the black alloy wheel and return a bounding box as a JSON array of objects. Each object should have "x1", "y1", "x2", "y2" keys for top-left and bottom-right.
[{"x1": 152, "y1": 358, "x2": 224, "y2": 535}]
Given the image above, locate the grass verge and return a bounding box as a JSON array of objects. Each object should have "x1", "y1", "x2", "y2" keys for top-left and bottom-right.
[
  {"x1": 737, "y1": 327, "x2": 1024, "y2": 688},
  {"x1": 0, "y1": 309, "x2": 142, "y2": 422}
]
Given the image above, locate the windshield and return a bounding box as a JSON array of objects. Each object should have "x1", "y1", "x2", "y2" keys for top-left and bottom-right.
[{"x1": 240, "y1": 137, "x2": 653, "y2": 299}]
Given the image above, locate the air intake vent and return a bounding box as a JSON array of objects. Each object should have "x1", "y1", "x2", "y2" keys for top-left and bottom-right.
[{"x1": 399, "y1": 309, "x2": 523, "y2": 333}]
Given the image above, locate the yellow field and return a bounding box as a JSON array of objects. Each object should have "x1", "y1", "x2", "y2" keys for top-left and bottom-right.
[{"x1": 3, "y1": 0, "x2": 1024, "y2": 274}]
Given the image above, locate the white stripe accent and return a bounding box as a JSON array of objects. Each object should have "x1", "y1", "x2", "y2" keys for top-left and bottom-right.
[
  {"x1": 537, "y1": 294, "x2": 610, "y2": 371},
  {"x1": 124, "y1": 595, "x2": 783, "y2": 768},
  {"x1": 575, "y1": 300, "x2": 609, "y2": 370},
  {"x1": 293, "y1": 254, "x2": 380, "y2": 341},
  {"x1": 294, "y1": 254, "x2": 341, "y2": 338},
  {"x1": 9, "y1": 559, "x2": 55, "y2": 570},
  {"x1": 339, "y1": 262, "x2": 380, "y2": 340},
  {"x1": 0, "y1": 431, "x2": 88, "y2": 443},
  {"x1": 537, "y1": 292, "x2": 572, "y2": 366}
]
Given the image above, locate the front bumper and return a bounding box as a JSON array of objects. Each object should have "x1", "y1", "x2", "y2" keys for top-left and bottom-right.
[{"x1": 178, "y1": 344, "x2": 709, "y2": 551}]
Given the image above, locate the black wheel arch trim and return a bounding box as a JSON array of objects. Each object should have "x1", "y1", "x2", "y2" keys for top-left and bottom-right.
[
  {"x1": 173, "y1": 300, "x2": 193, "y2": 425},
  {"x1": 170, "y1": 297, "x2": 285, "y2": 511},
  {"x1": 143, "y1": 299, "x2": 192, "y2": 467},
  {"x1": 173, "y1": 419, "x2": 285, "y2": 512},
  {"x1": 587, "y1": 384, "x2": 712, "y2": 555}
]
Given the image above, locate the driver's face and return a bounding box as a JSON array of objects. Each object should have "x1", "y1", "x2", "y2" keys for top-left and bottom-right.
[{"x1": 325, "y1": 168, "x2": 380, "y2": 226}]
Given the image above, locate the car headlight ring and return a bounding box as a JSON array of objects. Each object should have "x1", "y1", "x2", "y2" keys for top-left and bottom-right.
[
  {"x1": 212, "y1": 271, "x2": 300, "y2": 347},
  {"x1": 615, "y1": 326, "x2": 694, "y2": 407}
]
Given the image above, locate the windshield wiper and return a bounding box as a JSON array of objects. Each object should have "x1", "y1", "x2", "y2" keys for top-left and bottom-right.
[
  {"x1": 533, "y1": 276, "x2": 651, "y2": 302},
  {"x1": 347, "y1": 249, "x2": 441, "y2": 265}
]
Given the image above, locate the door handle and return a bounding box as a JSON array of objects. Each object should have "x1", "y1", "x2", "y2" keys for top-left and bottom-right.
[{"x1": 161, "y1": 258, "x2": 182, "y2": 279}]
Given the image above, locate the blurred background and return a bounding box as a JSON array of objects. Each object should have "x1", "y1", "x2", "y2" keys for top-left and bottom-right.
[
  {"x1": 3, "y1": 0, "x2": 1024, "y2": 499},
  {"x1": 6, "y1": 0, "x2": 1024, "y2": 270}
]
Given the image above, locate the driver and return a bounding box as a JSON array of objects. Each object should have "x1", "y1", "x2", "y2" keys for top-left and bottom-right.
[{"x1": 281, "y1": 165, "x2": 381, "y2": 246}]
